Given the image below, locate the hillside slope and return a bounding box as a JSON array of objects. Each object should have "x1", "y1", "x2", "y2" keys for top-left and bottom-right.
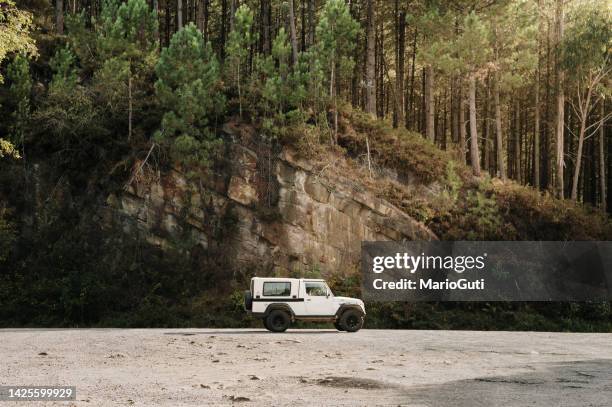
[{"x1": 1, "y1": 110, "x2": 610, "y2": 329}]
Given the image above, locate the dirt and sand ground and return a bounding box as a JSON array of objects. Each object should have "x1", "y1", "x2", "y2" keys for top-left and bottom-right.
[{"x1": 1, "y1": 328, "x2": 611, "y2": 406}]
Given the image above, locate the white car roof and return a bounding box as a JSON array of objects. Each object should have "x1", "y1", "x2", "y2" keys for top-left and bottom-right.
[{"x1": 251, "y1": 277, "x2": 325, "y2": 282}]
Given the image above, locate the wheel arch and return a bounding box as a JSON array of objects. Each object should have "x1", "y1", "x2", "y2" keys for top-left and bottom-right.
[
  {"x1": 335, "y1": 304, "x2": 365, "y2": 319},
  {"x1": 264, "y1": 303, "x2": 295, "y2": 319}
]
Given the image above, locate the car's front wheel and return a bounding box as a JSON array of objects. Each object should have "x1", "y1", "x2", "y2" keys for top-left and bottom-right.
[
  {"x1": 334, "y1": 322, "x2": 345, "y2": 331},
  {"x1": 339, "y1": 310, "x2": 364, "y2": 332},
  {"x1": 265, "y1": 310, "x2": 291, "y2": 333}
]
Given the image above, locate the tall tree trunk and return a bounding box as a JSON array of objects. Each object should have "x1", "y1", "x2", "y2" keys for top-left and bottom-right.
[
  {"x1": 261, "y1": 0, "x2": 271, "y2": 54},
  {"x1": 308, "y1": 0, "x2": 315, "y2": 47},
  {"x1": 600, "y1": 100, "x2": 607, "y2": 212},
  {"x1": 220, "y1": 0, "x2": 227, "y2": 59},
  {"x1": 442, "y1": 88, "x2": 448, "y2": 149},
  {"x1": 229, "y1": 0, "x2": 236, "y2": 32},
  {"x1": 377, "y1": 18, "x2": 385, "y2": 118},
  {"x1": 493, "y1": 76, "x2": 506, "y2": 180},
  {"x1": 128, "y1": 73, "x2": 133, "y2": 141},
  {"x1": 468, "y1": 76, "x2": 481, "y2": 176},
  {"x1": 177, "y1": 0, "x2": 183, "y2": 29},
  {"x1": 483, "y1": 80, "x2": 491, "y2": 173},
  {"x1": 458, "y1": 83, "x2": 466, "y2": 163},
  {"x1": 288, "y1": 0, "x2": 299, "y2": 65},
  {"x1": 570, "y1": 86, "x2": 593, "y2": 201},
  {"x1": 534, "y1": 69, "x2": 541, "y2": 189},
  {"x1": 425, "y1": 65, "x2": 435, "y2": 142},
  {"x1": 407, "y1": 28, "x2": 417, "y2": 129},
  {"x1": 544, "y1": 17, "x2": 551, "y2": 189},
  {"x1": 300, "y1": 0, "x2": 306, "y2": 51},
  {"x1": 395, "y1": 8, "x2": 406, "y2": 127},
  {"x1": 534, "y1": 0, "x2": 541, "y2": 189},
  {"x1": 331, "y1": 51, "x2": 338, "y2": 143},
  {"x1": 514, "y1": 98, "x2": 521, "y2": 182},
  {"x1": 56, "y1": 0, "x2": 64, "y2": 35},
  {"x1": 165, "y1": 0, "x2": 171, "y2": 46},
  {"x1": 555, "y1": 0, "x2": 565, "y2": 198},
  {"x1": 203, "y1": 0, "x2": 209, "y2": 41},
  {"x1": 197, "y1": 0, "x2": 203, "y2": 31},
  {"x1": 365, "y1": 0, "x2": 376, "y2": 117}
]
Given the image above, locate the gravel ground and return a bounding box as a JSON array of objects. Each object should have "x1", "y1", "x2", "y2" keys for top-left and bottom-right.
[{"x1": 1, "y1": 328, "x2": 611, "y2": 406}]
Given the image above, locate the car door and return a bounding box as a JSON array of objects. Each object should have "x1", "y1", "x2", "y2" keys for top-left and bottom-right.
[{"x1": 304, "y1": 281, "x2": 336, "y2": 316}]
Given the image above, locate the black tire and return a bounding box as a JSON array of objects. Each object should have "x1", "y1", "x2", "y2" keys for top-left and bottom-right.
[
  {"x1": 334, "y1": 322, "x2": 345, "y2": 331},
  {"x1": 244, "y1": 290, "x2": 253, "y2": 311},
  {"x1": 339, "y1": 309, "x2": 364, "y2": 332},
  {"x1": 262, "y1": 318, "x2": 270, "y2": 330},
  {"x1": 265, "y1": 310, "x2": 291, "y2": 333}
]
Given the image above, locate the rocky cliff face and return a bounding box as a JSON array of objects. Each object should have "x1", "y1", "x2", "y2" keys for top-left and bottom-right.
[{"x1": 105, "y1": 123, "x2": 436, "y2": 276}]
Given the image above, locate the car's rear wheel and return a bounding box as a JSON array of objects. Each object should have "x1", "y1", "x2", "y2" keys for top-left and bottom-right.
[
  {"x1": 265, "y1": 310, "x2": 291, "y2": 333},
  {"x1": 244, "y1": 290, "x2": 253, "y2": 311},
  {"x1": 262, "y1": 318, "x2": 271, "y2": 330},
  {"x1": 334, "y1": 322, "x2": 345, "y2": 331},
  {"x1": 339, "y1": 310, "x2": 364, "y2": 332}
]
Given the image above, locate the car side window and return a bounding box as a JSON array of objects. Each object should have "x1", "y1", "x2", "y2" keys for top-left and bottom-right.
[
  {"x1": 263, "y1": 282, "x2": 291, "y2": 296},
  {"x1": 305, "y1": 282, "x2": 327, "y2": 296}
]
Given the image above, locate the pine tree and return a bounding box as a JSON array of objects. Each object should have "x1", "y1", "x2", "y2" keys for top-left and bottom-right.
[
  {"x1": 33, "y1": 46, "x2": 103, "y2": 153},
  {"x1": 96, "y1": 0, "x2": 158, "y2": 141},
  {"x1": 6, "y1": 55, "x2": 32, "y2": 151},
  {"x1": 488, "y1": 1, "x2": 538, "y2": 181},
  {"x1": 225, "y1": 4, "x2": 256, "y2": 118},
  {"x1": 412, "y1": 8, "x2": 455, "y2": 143},
  {"x1": 454, "y1": 12, "x2": 491, "y2": 176},
  {"x1": 315, "y1": 0, "x2": 360, "y2": 143},
  {"x1": 0, "y1": 0, "x2": 36, "y2": 158},
  {"x1": 154, "y1": 23, "x2": 225, "y2": 167},
  {"x1": 0, "y1": 0, "x2": 37, "y2": 84},
  {"x1": 49, "y1": 46, "x2": 79, "y2": 92},
  {"x1": 562, "y1": 3, "x2": 611, "y2": 201}
]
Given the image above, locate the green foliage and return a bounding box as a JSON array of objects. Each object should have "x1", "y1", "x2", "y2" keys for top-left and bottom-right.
[
  {"x1": 0, "y1": 139, "x2": 20, "y2": 159},
  {"x1": 226, "y1": 4, "x2": 256, "y2": 81},
  {"x1": 562, "y1": 2, "x2": 610, "y2": 89},
  {"x1": 0, "y1": 0, "x2": 37, "y2": 84},
  {"x1": 412, "y1": 7, "x2": 456, "y2": 71},
  {"x1": 0, "y1": 208, "x2": 16, "y2": 263},
  {"x1": 154, "y1": 23, "x2": 225, "y2": 167},
  {"x1": 65, "y1": 11, "x2": 98, "y2": 73},
  {"x1": 33, "y1": 47, "x2": 107, "y2": 159},
  {"x1": 98, "y1": 0, "x2": 158, "y2": 55},
  {"x1": 6, "y1": 54, "x2": 32, "y2": 146},
  {"x1": 492, "y1": 181, "x2": 612, "y2": 240},
  {"x1": 254, "y1": 28, "x2": 309, "y2": 140},
  {"x1": 462, "y1": 188, "x2": 505, "y2": 240},
  {"x1": 93, "y1": 0, "x2": 159, "y2": 138},
  {"x1": 341, "y1": 106, "x2": 452, "y2": 183},
  {"x1": 314, "y1": 0, "x2": 360, "y2": 98},
  {"x1": 488, "y1": 0, "x2": 538, "y2": 90},
  {"x1": 225, "y1": 5, "x2": 256, "y2": 116},
  {"x1": 454, "y1": 12, "x2": 491, "y2": 76},
  {"x1": 49, "y1": 47, "x2": 79, "y2": 92}
]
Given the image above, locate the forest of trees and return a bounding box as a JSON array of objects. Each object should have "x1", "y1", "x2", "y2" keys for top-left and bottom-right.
[
  {"x1": 0, "y1": 0, "x2": 610, "y2": 328},
  {"x1": 1, "y1": 0, "x2": 610, "y2": 209},
  {"x1": 0, "y1": 0, "x2": 612, "y2": 211}
]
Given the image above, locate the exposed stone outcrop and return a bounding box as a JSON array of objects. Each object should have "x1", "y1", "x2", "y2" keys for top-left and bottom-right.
[{"x1": 105, "y1": 126, "x2": 437, "y2": 276}]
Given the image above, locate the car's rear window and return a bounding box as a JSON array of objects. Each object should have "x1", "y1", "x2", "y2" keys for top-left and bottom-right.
[{"x1": 263, "y1": 282, "x2": 291, "y2": 296}]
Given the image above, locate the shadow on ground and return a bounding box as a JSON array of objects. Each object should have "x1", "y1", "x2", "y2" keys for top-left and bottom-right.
[
  {"x1": 163, "y1": 329, "x2": 343, "y2": 335},
  {"x1": 399, "y1": 359, "x2": 612, "y2": 407}
]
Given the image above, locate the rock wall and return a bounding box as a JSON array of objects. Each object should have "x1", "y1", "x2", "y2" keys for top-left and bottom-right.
[{"x1": 106, "y1": 129, "x2": 436, "y2": 276}]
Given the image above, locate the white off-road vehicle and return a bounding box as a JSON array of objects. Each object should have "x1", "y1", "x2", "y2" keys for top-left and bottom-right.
[{"x1": 244, "y1": 277, "x2": 366, "y2": 332}]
